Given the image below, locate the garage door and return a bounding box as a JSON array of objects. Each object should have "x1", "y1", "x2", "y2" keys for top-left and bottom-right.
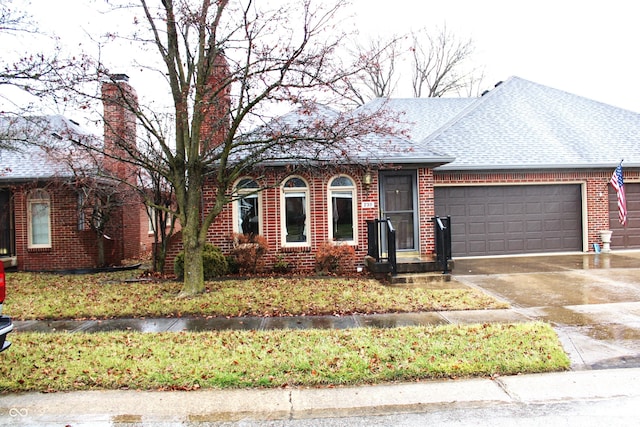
[
  {"x1": 434, "y1": 185, "x2": 583, "y2": 257},
  {"x1": 609, "y1": 183, "x2": 640, "y2": 249}
]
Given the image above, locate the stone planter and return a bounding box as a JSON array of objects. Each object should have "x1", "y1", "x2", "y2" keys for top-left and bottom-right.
[{"x1": 599, "y1": 230, "x2": 613, "y2": 253}]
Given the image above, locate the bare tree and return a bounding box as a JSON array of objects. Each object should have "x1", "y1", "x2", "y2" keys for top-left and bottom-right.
[
  {"x1": 27, "y1": 0, "x2": 400, "y2": 296},
  {"x1": 410, "y1": 25, "x2": 479, "y2": 98},
  {"x1": 342, "y1": 35, "x2": 403, "y2": 105},
  {"x1": 344, "y1": 25, "x2": 484, "y2": 103}
]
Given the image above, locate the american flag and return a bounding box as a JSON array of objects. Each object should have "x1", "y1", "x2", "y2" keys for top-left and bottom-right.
[{"x1": 610, "y1": 163, "x2": 627, "y2": 226}]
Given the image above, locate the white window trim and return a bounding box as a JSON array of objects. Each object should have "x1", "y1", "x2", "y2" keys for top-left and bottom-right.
[
  {"x1": 232, "y1": 178, "x2": 262, "y2": 236},
  {"x1": 147, "y1": 207, "x2": 172, "y2": 236},
  {"x1": 27, "y1": 189, "x2": 52, "y2": 249},
  {"x1": 280, "y1": 176, "x2": 311, "y2": 247},
  {"x1": 327, "y1": 175, "x2": 358, "y2": 245}
]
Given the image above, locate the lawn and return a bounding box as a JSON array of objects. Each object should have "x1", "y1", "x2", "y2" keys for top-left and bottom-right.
[
  {"x1": 5, "y1": 271, "x2": 508, "y2": 320},
  {"x1": 0, "y1": 323, "x2": 569, "y2": 392},
  {"x1": 1, "y1": 271, "x2": 571, "y2": 392}
]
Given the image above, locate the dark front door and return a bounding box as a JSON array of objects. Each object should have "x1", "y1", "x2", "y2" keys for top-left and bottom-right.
[
  {"x1": 0, "y1": 190, "x2": 14, "y2": 257},
  {"x1": 380, "y1": 172, "x2": 417, "y2": 251}
]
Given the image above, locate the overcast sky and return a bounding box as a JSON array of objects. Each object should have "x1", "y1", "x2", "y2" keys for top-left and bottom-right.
[
  {"x1": 347, "y1": 0, "x2": 640, "y2": 112},
  {"x1": 6, "y1": 0, "x2": 640, "y2": 115}
]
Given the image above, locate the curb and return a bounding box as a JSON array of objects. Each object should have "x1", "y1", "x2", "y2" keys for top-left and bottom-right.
[{"x1": 1, "y1": 368, "x2": 639, "y2": 424}]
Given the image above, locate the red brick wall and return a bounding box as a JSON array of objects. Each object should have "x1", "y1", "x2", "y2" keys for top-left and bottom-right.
[
  {"x1": 14, "y1": 185, "x2": 115, "y2": 271},
  {"x1": 165, "y1": 167, "x2": 381, "y2": 274}
]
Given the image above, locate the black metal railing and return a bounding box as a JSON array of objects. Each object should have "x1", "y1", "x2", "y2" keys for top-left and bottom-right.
[
  {"x1": 366, "y1": 218, "x2": 397, "y2": 276},
  {"x1": 432, "y1": 216, "x2": 452, "y2": 274}
]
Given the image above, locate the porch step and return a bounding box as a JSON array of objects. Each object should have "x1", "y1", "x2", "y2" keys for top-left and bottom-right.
[
  {"x1": 396, "y1": 257, "x2": 454, "y2": 274},
  {"x1": 389, "y1": 272, "x2": 452, "y2": 286},
  {"x1": 364, "y1": 255, "x2": 454, "y2": 275}
]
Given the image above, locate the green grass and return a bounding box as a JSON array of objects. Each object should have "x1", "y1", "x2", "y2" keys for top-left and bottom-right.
[
  {"x1": 0, "y1": 322, "x2": 569, "y2": 392},
  {"x1": 5, "y1": 272, "x2": 508, "y2": 320}
]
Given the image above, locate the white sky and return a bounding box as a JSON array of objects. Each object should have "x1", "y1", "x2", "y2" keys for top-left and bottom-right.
[
  {"x1": 5, "y1": 0, "x2": 640, "y2": 116},
  {"x1": 348, "y1": 0, "x2": 640, "y2": 111}
]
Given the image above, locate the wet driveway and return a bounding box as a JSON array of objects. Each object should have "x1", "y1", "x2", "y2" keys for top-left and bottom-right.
[{"x1": 452, "y1": 252, "x2": 640, "y2": 370}]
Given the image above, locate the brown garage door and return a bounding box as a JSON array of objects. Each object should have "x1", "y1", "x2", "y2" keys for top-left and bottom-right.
[
  {"x1": 434, "y1": 185, "x2": 583, "y2": 257},
  {"x1": 609, "y1": 183, "x2": 640, "y2": 249}
]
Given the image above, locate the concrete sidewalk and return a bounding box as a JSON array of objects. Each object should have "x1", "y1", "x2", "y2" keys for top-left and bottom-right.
[{"x1": 1, "y1": 368, "x2": 638, "y2": 425}]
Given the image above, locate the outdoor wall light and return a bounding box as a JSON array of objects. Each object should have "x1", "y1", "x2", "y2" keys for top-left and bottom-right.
[{"x1": 363, "y1": 172, "x2": 372, "y2": 188}]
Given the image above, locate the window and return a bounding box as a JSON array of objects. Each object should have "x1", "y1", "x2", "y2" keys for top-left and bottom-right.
[
  {"x1": 328, "y1": 175, "x2": 357, "y2": 243},
  {"x1": 28, "y1": 189, "x2": 51, "y2": 248},
  {"x1": 233, "y1": 178, "x2": 261, "y2": 236},
  {"x1": 281, "y1": 177, "x2": 309, "y2": 245},
  {"x1": 78, "y1": 192, "x2": 86, "y2": 231}
]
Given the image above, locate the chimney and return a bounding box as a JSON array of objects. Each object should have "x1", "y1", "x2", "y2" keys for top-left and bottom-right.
[
  {"x1": 101, "y1": 73, "x2": 138, "y2": 183},
  {"x1": 199, "y1": 54, "x2": 231, "y2": 154}
]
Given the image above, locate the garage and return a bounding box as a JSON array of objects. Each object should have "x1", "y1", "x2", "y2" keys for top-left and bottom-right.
[
  {"x1": 609, "y1": 183, "x2": 640, "y2": 249},
  {"x1": 434, "y1": 185, "x2": 583, "y2": 257}
]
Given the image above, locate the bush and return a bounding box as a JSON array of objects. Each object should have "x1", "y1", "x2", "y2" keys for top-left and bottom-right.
[
  {"x1": 229, "y1": 233, "x2": 268, "y2": 274},
  {"x1": 174, "y1": 243, "x2": 229, "y2": 279},
  {"x1": 315, "y1": 241, "x2": 356, "y2": 274},
  {"x1": 272, "y1": 254, "x2": 292, "y2": 274}
]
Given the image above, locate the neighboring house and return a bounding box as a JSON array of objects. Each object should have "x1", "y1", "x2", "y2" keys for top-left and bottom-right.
[
  {"x1": 0, "y1": 76, "x2": 153, "y2": 271},
  {"x1": 194, "y1": 76, "x2": 640, "y2": 274}
]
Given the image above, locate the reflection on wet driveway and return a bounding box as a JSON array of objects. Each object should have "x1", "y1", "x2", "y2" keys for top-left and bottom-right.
[{"x1": 453, "y1": 252, "x2": 640, "y2": 369}]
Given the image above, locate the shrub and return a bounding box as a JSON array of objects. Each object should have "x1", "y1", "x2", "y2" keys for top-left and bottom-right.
[
  {"x1": 272, "y1": 254, "x2": 292, "y2": 274},
  {"x1": 229, "y1": 233, "x2": 269, "y2": 274},
  {"x1": 315, "y1": 241, "x2": 356, "y2": 274},
  {"x1": 174, "y1": 243, "x2": 229, "y2": 279}
]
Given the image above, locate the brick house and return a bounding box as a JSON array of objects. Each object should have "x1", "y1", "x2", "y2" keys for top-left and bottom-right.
[
  {"x1": 0, "y1": 76, "x2": 153, "y2": 271},
  {"x1": 190, "y1": 76, "x2": 639, "y2": 275}
]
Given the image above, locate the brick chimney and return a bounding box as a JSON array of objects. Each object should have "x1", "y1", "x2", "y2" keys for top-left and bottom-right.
[
  {"x1": 101, "y1": 73, "x2": 138, "y2": 183},
  {"x1": 199, "y1": 54, "x2": 231, "y2": 153},
  {"x1": 100, "y1": 73, "x2": 142, "y2": 262}
]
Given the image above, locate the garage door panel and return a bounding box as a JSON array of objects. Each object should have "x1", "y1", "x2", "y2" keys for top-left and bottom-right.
[
  {"x1": 526, "y1": 202, "x2": 543, "y2": 214},
  {"x1": 526, "y1": 220, "x2": 542, "y2": 232},
  {"x1": 543, "y1": 201, "x2": 561, "y2": 214},
  {"x1": 506, "y1": 221, "x2": 524, "y2": 233},
  {"x1": 526, "y1": 239, "x2": 544, "y2": 250},
  {"x1": 507, "y1": 239, "x2": 524, "y2": 251},
  {"x1": 468, "y1": 241, "x2": 487, "y2": 253},
  {"x1": 468, "y1": 204, "x2": 486, "y2": 216},
  {"x1": 506, "y1": 203, "x2": 524, "y2": 215},
  {"x1": 488, "y1": 240, "x2": 505, "y2": 251},
  {"x1": 609, "y1": 183, "x2": 640, "y2": 249},
  {"x1": 487, "y1": 222, "x2": 504, "y2": 233},
  {"x1": 435, "y1": 185, "x2": 583, "y2": 256},
  {"x1": 488, "y1": 204, "x2": 504, "y2": 215}
]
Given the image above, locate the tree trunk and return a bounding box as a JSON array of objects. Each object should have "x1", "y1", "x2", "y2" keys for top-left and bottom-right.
[
  {"x1": 96, "y1": 233, "x2": 105, "y2": 268},
  {"x1": 179, "y1": 185, "x2": 206, "y2": 296}
]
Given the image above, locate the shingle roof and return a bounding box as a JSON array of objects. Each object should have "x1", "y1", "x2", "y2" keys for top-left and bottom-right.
[
  {"x1": 0, "y1": 115, "x2": 98, "y2": 182},
  {"x1": 360, "y1": 97, "x2": 476, "y2": 142},
  {"x1": 242, "y1": 102, "x2": 454, "y2": 166},
  {"x1": 421, "y1": 76, "x2": 640, "y2": 170}
]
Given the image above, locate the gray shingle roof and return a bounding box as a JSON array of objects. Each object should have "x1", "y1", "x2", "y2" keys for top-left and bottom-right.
[
  {"x1": 242, "y1": 102, "x2": 454, "y2": 166},
  {"x1": 0, "y1": 115, "x2": 98, "y2": 182},
  {"x1": 422, "y1": 76, "x2": 640, "y2": 170},
  {"x1": 360, "y1": 97, "x2": 476, "y2": 142}
]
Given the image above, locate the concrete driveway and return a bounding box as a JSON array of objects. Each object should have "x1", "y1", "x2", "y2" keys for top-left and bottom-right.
[{"x1": 452, "y1": 252, "x2": 640, "y2": 370}]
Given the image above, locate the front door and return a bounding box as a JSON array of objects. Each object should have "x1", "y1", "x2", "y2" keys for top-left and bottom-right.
[
  {"x1": 380, "y1": 172, "x2": 418, "y2": 251},
  {"x1": 0, "y1": 190, "x2": 14, "y2": 257}
]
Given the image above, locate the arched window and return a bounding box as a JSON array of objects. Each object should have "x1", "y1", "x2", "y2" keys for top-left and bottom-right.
[
  {"x1": 328, "y1": 175, "x2": 357, "y2": 243},
  {"x1": 281, "y1": 177, "x2": 310, "y2": 245},
  {"x1": 233, "y1": 178, "x2": 261, "y2": 236},
  {"x1": 28, "y1": 189, "x2": 51, "y2": 248}
]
